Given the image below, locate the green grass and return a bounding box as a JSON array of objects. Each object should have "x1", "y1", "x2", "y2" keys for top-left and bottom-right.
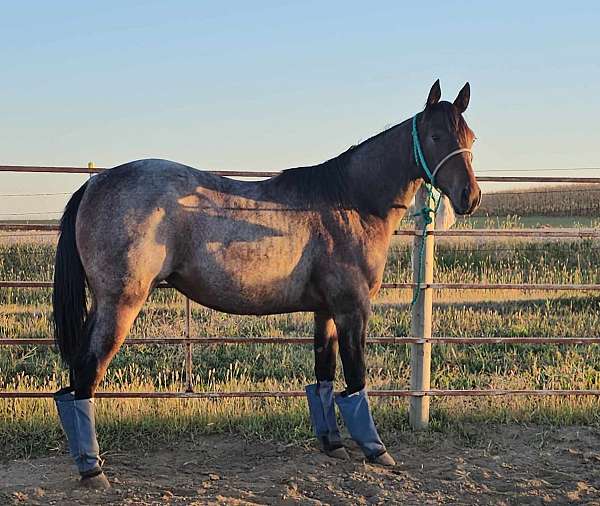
[{"x1": 2, "y1": 225, "x2": 600, "y2": 460}]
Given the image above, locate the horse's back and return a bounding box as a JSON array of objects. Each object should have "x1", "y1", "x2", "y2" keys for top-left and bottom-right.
[{"x1": 75, "y1": 159, "x2": 321, "y2": 313}]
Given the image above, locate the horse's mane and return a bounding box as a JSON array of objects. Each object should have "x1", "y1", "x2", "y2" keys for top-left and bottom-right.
[
  {"x1": 270, "y1": 146, "x2": 356, "y2": 209},
  {"x1": 270, "y1": 124, "x2": 402, "y2": 212}
]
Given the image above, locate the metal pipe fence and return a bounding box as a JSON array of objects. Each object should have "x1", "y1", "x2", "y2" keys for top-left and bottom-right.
[
  {"x1": 2, "y1": 164, "x2": 600, "y2": 183},
  {"x1": 2, "y1": 389, "x2": 600, "y2": 399},
  {"x1": 3, "y1": 280, "x2": 600, "y2": 291},
  {"x1": 5, "y1": 336, "x2": 600, "y2": 346},
  {"x1": 2, "y1": 165, "x2": 600, "y2": 428},
  {"x1": 2, "y1": 223, "x2": 600, "y2": 239}
]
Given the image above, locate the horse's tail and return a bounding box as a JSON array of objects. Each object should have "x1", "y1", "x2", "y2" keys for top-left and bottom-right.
[{"x1": 53, "y1": 182, "x2": 89, "y2": 367}]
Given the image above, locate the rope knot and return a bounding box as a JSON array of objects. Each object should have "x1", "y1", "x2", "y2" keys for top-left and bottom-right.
[{"x1": 410, "y1": 183, "x2": 441, "y2": 306}]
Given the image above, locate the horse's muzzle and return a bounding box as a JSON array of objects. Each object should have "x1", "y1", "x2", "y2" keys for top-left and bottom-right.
[{"x1": 457, "y1": 185, "x2": 481, "y2": 216}]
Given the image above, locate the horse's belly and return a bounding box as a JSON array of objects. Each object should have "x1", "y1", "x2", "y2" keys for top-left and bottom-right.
[
  {"x1": 195, "y1": 283, "x2": 307, "y2": 315},
  {"x1": 180, "y1": 236, "x2": 318, "y2": 314}
]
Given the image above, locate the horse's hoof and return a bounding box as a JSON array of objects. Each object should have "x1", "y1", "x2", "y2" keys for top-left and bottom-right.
[
  {"x1": 325, "y1": 446, "x2": 350, "y2": 460},
  {"x1": 80, "y1": 472, "x2": 111, "y2": 489},
  {"x1": 370, "y1": 451, "x2": 396, "y2": 467}
]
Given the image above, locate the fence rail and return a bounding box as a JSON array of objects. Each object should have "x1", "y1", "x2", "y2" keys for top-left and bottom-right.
[
  {"x1": 3, "y1": 164, "x2": 600, "y2": 184},
  {"x1": 3, "y1": 224, "x2": 600, "y2": 240},
  {"x1": 3, "y1": 280, "x2": 600, "y2": 291},
  {"x1": 2, "y1": 165, "x2": 600, "y2": 428},
  {"x1": 1, "y1": 389, "x2": 600, "y2": 400},
  {"x1": 4, "y1": 336, "x2": 600, "y2": 347}
]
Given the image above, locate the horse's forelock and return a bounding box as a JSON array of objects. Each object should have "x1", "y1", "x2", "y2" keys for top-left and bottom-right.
[{"x1": 425, "y1": 101, "x2": 475, "y2": 146}]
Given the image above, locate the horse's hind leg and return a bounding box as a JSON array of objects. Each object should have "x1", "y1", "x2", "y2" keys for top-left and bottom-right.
[
  {"x1": 55, "y1": 290, "x2": 148, "y2": 488},
  {"x1": 305, "y1": 312, "x2": 348, "y2": 459},
  {"x1": 73, "y1": 294, "x2": 146, "y2": 398}
]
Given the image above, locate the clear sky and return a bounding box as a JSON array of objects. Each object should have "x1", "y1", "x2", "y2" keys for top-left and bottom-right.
[{"x1": 1, "y1": 1, "x2": 599, "y2": 218}]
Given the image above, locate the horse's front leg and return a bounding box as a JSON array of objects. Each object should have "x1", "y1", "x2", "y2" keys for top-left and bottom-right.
[
  {"x1": 334, "y1": 304, "x2": 396, "y2": 466},
  {"x1": 305, "y1": 312, "x2": 349, "y2": 459}
]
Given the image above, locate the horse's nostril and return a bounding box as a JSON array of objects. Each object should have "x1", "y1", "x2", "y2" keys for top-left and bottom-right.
[
  {"x1": 461, "y1": 188, "x2": 470, "y2": 209},
  {"x1": 460, "y1": 186, "x2": 480, "y2": 215}
]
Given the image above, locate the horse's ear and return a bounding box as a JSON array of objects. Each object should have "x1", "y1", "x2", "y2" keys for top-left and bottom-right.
[
  {"x1": 453, "y1": 82, "x2": 470, "y2": 113},
  {"x1": 426, "y1": 79, "x2": 441, "y2": 107}
]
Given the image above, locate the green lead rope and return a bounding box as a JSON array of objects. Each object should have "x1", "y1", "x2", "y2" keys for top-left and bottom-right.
[{"x1": 410, "y1": 114, "x2": 441, "y2": 306}]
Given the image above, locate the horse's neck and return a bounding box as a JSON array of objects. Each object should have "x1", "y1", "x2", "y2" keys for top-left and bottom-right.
[
  {"x1": 344, "y1": 118, "x2": 421, "y2": 233},
  {"x1": 382, "y1": 179, "x2": 422, "y2": 232}
]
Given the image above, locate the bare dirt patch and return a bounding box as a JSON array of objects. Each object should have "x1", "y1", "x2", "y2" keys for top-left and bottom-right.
[{"x1": 2, "y1": 425, "x2": 600, "y2": 505}]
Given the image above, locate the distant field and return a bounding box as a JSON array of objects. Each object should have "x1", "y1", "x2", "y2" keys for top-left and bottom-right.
[{"x1": 474, "y1": 183, "x2": 600, "y2": 217}]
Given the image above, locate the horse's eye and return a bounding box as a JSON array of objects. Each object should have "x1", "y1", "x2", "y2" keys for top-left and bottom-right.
[{"x1": 431, "y1": 135, "x2": 441, "y2": 142}]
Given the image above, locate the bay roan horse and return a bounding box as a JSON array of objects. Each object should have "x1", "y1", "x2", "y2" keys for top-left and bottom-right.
[{"x1": 53, "y1": 80, "x2": 480, "y2": 487}]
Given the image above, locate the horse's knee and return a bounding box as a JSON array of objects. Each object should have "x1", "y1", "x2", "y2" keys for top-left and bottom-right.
[{"x1": 334, "y1": 305, "x2": 369, "y2": 332}]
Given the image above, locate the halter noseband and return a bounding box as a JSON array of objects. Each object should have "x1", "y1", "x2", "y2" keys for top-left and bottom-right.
[{"x1": 411, "y1": 114, "x2": 472, "y2": 187}]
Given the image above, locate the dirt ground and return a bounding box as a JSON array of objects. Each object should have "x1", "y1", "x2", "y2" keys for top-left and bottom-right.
[{"x1": 1, "y1": 425, "x2": 600, "y2": 505}]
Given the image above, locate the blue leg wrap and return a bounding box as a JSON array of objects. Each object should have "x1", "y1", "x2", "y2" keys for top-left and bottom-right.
[
  {"x1": 54, "y1": 389, "x2": 102, "y2": 477},
  {"x1": 335, "y1": 388, "x2": 386, "y2": 459},
  {"x1": 305, "y1": 381, "x2": 343, "y2": 451}
]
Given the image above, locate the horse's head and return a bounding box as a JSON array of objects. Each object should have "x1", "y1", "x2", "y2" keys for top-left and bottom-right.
[{"x1": 414, "y1": 80, "x2": 481, "y2": 215}]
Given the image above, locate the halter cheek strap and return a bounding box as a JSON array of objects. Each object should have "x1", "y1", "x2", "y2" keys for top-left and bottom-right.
[
  {"x1": 411, "y1": 114, "x2": 472, "y2": 187},
  {"x1": 430, "y1": 148, "x2": 472, "y2": 182}
]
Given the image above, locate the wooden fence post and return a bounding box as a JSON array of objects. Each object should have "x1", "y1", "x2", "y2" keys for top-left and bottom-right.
[
  {"x1": 409, "y1": 187, "x2": 435, "y2": 429},
  {"x1": 184, "y1": 296, "x2": 194, "y2": 392}
]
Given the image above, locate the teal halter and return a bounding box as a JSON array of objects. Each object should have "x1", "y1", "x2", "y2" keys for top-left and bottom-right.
[{"x1": 412, "y1": 114, "x2": 436, "y2": 186}]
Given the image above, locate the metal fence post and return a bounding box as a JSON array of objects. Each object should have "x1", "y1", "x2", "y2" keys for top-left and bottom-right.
[
  {"x1": 184, "y1": 296, "x2": 194, "y2": 392},
  {"x1": 409, "y1": 187, "x2": 435, "y2": 429}
]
